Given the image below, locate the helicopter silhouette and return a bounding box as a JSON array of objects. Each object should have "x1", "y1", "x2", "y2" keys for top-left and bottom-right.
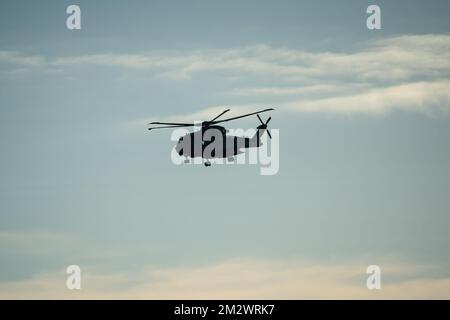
[{"x1": 148, "y1": 108, "x2": 275, "y2": 166}]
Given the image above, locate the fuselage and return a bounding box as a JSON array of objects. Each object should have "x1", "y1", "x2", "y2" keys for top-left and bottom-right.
[{"x1": 175, "y1": 126, "x2": 264, "y2": 159}]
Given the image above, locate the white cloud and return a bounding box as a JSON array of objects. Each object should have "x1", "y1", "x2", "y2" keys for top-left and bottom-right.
[
  {"x1": 0, "y1": 51, "x2": 45, "y2": 67},
  {"x1": 47, "y1": 35, "x2": 450, "y2": 83},
  {"x1": 286, "y1": 81, "x2": 450, "y2": 116},
  {"x1": 5, "y1": 34, "x2": 449, "y2": 82},
  {"x1": 138, "y1": 81, "x2": 450, "y2": 126},
  {"x1": 1, "y1": 257, "x2": 449, "y2": 299},
  {"x1": 3, "y1": 34, "x2": 450, "y2": 117},
  {"x1": 230, "y1": 84, "x2": 368, "y2": 97}
]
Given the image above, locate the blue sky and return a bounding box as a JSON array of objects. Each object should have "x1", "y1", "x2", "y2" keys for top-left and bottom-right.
[{"x1": 1, "y1": 0, "x2": 450, "y2": 298}]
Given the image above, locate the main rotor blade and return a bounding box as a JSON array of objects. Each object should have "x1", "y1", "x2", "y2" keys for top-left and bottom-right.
[
  {"x1": 265, "y1": 117, "x2": 271, "y2": 125},
  {"x1": 210, "y1": 108, "x2": 231, "y2": 122},
  {"x1": 211, "y1": 108, "x2": 275, "y2": 124},
  {"x1": 267, "y1": 129, "x2": 272, "y2": 139},
  {"x1": 148, "y1": 121, "x2": 193, "y2": 126},
  {"x1": 148, "y1": 124, "x2": 194, "y2": 131}
]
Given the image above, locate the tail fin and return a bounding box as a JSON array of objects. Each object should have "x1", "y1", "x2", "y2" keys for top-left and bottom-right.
[{"x1": 247, "y1": 125, "x2": 267, "y2": 148}]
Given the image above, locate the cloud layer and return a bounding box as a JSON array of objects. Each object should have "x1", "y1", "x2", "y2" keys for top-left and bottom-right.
[
  {"x1": 1, "y1": 230, "x2": 448, "y2": 299},
  {"x1": 1, "y1": 257, "x2": 449, "y2": 299},
  {"x1": 2, "y1": 34, "x2": 450, "y2": 118}
]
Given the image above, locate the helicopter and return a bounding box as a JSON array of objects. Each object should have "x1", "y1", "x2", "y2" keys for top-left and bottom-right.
[{"x1": 148, "y1": 108, "x2": 275, "y2": 166}]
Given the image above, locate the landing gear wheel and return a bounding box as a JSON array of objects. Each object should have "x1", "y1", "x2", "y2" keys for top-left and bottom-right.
[
  {"x1": 204, "y1": 161, "x2": 211, "y2": 167},
  {"x1": 184, "y1": 158, "x2": 190, "y2": 164}
]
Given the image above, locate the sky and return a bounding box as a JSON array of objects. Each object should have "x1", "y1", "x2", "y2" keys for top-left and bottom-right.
[{"x1": 0, "y1": 0, "x2": 450, "y2": 298}]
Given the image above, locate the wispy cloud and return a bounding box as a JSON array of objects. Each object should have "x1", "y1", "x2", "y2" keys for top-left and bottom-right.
[
  {"x1": 2, "y1": 34, "x2": 450, "y2": 117},
  {"x1": 0, "y1": 51, "x2": 45, "y2": 67},
  {"x1": 229, "y1": 84, "x2": 368, "y2": 97},
  {"x1": 1, "y1": 257, "x2": 449, "y2": 299},
  {"x1": 48, "y1": 34, "x2": 450, "y2": 83},
  {"x1": 4, "y1": 34, "x2": 449, "y2": 81},
  {"x1": 137, "y1": 80, "x2": 450, "y2": 125},
  {"x1": 286, "y1": 81, "x2": 450, "y2": 116}
]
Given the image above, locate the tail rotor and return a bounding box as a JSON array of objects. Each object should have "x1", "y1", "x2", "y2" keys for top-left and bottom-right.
[{"x1": 256, "y1": 114, "x2": 272, "y2": 139}]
